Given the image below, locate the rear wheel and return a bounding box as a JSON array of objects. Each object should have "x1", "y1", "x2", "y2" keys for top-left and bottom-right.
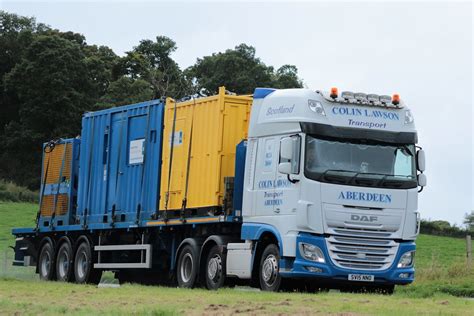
[
  {"x1": 177, "y1": 245, "x2": 198, "y2": 288},
  {"x1": 74, "y1": 240, "x2": 102, "y2": 284},
  {"x1": 56, "y1": 242, "x2": 74, "y2": 282},
  {"x1": 38, "y1": 242, "x2": 55, "y2": 281},
  {"x1": 259, "y1": 244, "x2": 282, "y2": 291},
  {"x1": 204, "y1": 245, "x2": 226, "y2": 290}
]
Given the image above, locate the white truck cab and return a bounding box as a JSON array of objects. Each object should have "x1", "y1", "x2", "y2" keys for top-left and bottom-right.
[{"x1": 229, "y1": 87, "x2": 426, "y2": 292}]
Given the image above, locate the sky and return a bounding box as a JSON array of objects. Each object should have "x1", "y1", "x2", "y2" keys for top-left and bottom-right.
[{"x1": 2, "y1": 1, "x2": 473, "y2": 225}]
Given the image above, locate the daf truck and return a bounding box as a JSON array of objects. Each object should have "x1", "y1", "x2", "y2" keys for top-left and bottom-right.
[{"x1": 12, "y1": 87, "x2": 426, "y2": 293}]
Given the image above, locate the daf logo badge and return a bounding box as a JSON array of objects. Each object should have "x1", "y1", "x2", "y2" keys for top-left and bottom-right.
[{"x1": 351, "y1": 214, "x2": 378, "y2": 222}]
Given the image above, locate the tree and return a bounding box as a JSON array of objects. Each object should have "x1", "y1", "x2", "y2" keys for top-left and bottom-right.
[
  {"x1": 111, "y1": 36, "x2": 191, "y2": 102},
  {"x1": 185, "y1": 44, "x2": 303, "y2": 95},
  {"x1": 96, "y1": 76, "x2": 154, "y2": 108},
  {"x1": 0, "y1": 11, "x2": 49, "y2": 135},
  {"x1": 1, "y1": 34, "x2": 99, "y2": 187},
  {"x1": 273, "y1": 65, "x2": 303, "y2": 89}
]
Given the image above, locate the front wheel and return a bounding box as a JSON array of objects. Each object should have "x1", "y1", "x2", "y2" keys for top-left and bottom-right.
[
  {"x1": 204, "y1": 245, "x2": 226, "y2": 290},
  {"x1": 259, "y1": 244, "x2": 282, "y2": 291}
]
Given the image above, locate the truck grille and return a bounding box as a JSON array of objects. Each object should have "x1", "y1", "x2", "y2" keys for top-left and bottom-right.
[
  {"x1": 330, "y1": 227, "x2": 393, "y2": 238},
  {"x1": 326, "y1": 235, "x2": 398, "y2": 271}
]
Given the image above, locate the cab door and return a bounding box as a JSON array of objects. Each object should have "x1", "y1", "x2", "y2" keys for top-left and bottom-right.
[
  {"x1": 274, "y1": 134, "x2": 301, "y2": 215},
  {"x1": 252, "y1": 137, "x2": 279, "y2": 217}
]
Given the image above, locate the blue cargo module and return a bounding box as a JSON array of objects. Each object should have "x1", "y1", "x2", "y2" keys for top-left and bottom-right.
[{"x1": 77, "y1": 100, "x2": 164, "y2": 227}]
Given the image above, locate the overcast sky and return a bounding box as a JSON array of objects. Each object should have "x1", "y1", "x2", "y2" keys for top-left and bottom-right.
[{"x1": 2, "y1": 1, "x2": 473, "y2": 225}]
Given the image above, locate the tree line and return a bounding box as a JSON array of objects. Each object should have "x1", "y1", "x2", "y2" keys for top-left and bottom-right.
[
  {"x1": 0, "y1": 11, "x2": 303, "y2": 189},
  {"x1": 420, "y1": 212, "x2": 474, "y2": 238}
]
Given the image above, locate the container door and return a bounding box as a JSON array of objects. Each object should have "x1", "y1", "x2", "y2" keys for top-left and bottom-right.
[
  {"x1": 106, "y1": 111, "x2": 127, "y2": 214},
  {"x1": 122, "y1": 114, "x2": 148, "y2": 218}
]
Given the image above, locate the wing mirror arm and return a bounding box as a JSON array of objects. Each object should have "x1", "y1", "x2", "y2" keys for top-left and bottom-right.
[{"x1": 287, "y1": 174, "x2": 299, "y2": 184}]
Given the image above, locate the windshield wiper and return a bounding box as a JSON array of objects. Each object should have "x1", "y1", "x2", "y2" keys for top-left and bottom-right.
[
  {"x1": 320, "y1": 169, "x2": 356, "y2": 184},
  {"x1": 398, "y1": 145, "x2": 414, "y2": 157}
]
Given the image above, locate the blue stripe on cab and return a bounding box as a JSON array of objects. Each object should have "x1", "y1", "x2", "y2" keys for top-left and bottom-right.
[{"x1": 253, "y1": 88, "x2": 276, "y2": 99}]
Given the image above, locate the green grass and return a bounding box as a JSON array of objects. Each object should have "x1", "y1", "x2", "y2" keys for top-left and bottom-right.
[
  {"x1": 0, "y1": 201, "x2": 36, "y2": 251},
  {"x1": 0, "y1": 202, "x2": 473, "y2": 315},
  {"x1": 0, "y1": 279, "x2": 472, "y2": 315},
  {"x1": 0, "y1": 202, "x2": 37, "y2": 280},
  {"x1": 415, "y1": 234, "x2": 467, "y2": 269}
]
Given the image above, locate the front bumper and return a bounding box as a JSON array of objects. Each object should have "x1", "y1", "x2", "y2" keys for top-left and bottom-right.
[{"x1": 279, "y1": 232, "x2": 415, "y2": 285}]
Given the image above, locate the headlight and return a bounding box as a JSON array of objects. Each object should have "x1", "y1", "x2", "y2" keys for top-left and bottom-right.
[
  {"x1": 299, "y1": 242, "x2": 325, "y2": 263},
  {"x1": 397, "y1": 251, "x2": 415, "y2": 268}
]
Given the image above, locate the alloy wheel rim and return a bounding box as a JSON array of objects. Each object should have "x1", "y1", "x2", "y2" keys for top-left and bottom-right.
[
  {"x1": 180, "y1": 253, "x2": 194, "y2": 283},
  {"x1": 262, "y1": 254, "x2": 278, "y2": 286},
  {"x1": 207, "y1": 254, "x2": 222, "y2": 281},
  {"x1": 58, "y1": 250, "x2": 69, "y2": 278},
  {"x1": 41, "y1": 251, "x2": 51, "y2": 277},
  {"x1": 76, "y1": 251, "x2": 87, "y2": 279}
]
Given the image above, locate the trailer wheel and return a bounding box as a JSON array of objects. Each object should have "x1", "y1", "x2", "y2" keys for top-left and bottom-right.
[
  {"x1": 38, "y1": 242, "x2": 56, "y2": 281},
  {"x1": 259, "y1": 244, "x2": 282, "y2": 291},
  {"x1": 74, "y1": 241, "x2": 102, "y2": 284},
  {"x1": 177, "y1": 245, "x2": 198, "y2": 288},
  {"x1": 204, "y1": 245, "x2": 226, "y2": 290},
  {"x1": 56, "y1": 242, "x2": 74, "y2": 282}
]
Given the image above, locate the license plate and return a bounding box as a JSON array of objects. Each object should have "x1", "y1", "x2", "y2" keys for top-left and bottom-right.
[{"x1": 348, "y1": 274, "x2": 374, "y2": 282}]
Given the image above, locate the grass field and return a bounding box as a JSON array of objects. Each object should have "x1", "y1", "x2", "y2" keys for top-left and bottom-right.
[{"x1": 0, "y1": 202, "x2": 473, "y2": 315}]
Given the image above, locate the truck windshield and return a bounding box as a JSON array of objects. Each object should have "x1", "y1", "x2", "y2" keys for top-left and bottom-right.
[{"x1": 305, "y1": 135, "x2": 417, "y2": 189}]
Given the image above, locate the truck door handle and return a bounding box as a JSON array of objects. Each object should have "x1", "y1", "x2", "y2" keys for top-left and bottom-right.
[{"x1": 275, "y1": 208, "x2": 281, "y2": 213}]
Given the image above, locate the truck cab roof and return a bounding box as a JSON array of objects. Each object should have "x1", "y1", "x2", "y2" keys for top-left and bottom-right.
[{"x1": 249, "y1": 88, "x2": 417, "y2": 144}]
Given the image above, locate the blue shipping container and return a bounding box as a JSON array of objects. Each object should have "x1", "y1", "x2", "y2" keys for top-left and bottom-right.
[{"x1": 77, "y1": 100, "x2": 164, "y2": 227}]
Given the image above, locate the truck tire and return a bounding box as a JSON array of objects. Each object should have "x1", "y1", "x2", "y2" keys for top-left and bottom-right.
[
  {"x1": 38, "y1": 242, "x2": 56, "y2": 281},
  {"x1": 56, "y1": 242, "x2": 74, "y2": 282},
  {"x1": 74, "y1": 241, "x2": 102, "y2": 284},
  {"x1": 259, "y1": 244, "x2": 282, "y2": 291},
  {"x1": 204, "y1": 245, "x2": 226, "y2": 290},
  {"x1": 177, "y1": 244, "x2": 198, "y2": 288}
]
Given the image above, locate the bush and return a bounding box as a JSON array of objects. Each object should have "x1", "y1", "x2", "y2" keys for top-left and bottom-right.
[
  {"x1": 420, "y1": 219, "x2": 468, "y2": 238},
  {"x1": 0, "y1": 180, "x2": 38, "y2": 203}
]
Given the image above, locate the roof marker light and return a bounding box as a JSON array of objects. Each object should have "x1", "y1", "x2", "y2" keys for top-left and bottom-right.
[
  {"x1": 392, "y1": 94, "x2": 400, "y2": 105},
  {"x1": 354, "y1": 92, "x2": 367, "y2": 102},
  {"x1": 341, "y1": 91, "x2": 354, "y2": 100},
  {"x1": 367, "y1": 94, "x2": 379, "y2": 103},
  {"x1": 330, "y1": 87, "x2": 338, "y2": 99},
  {"x1": 379, "y1": 95, "x2": 391, "y2": 104}
]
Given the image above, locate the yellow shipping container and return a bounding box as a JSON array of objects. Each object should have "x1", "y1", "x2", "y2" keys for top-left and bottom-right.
[{"x1": 160, "y1": 87, "x2": 252, "y2": 213}]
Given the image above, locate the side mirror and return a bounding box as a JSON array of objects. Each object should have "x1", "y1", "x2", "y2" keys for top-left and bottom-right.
[
  {"x1": 418, "y1": 173, "x2": 427, "y2": 187},
  {"x1": 278, "y1": 135, "x2": 301, "y2": 175},
  {"x1": 280, "y1": 137, "x2": 293, "y2": 160},
  {"x1": 416, "y1": 149, "x2": 426, "y2": 172},
  {"x1": 278, "y1": 162, "x2": 292, "y2": 174}
]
